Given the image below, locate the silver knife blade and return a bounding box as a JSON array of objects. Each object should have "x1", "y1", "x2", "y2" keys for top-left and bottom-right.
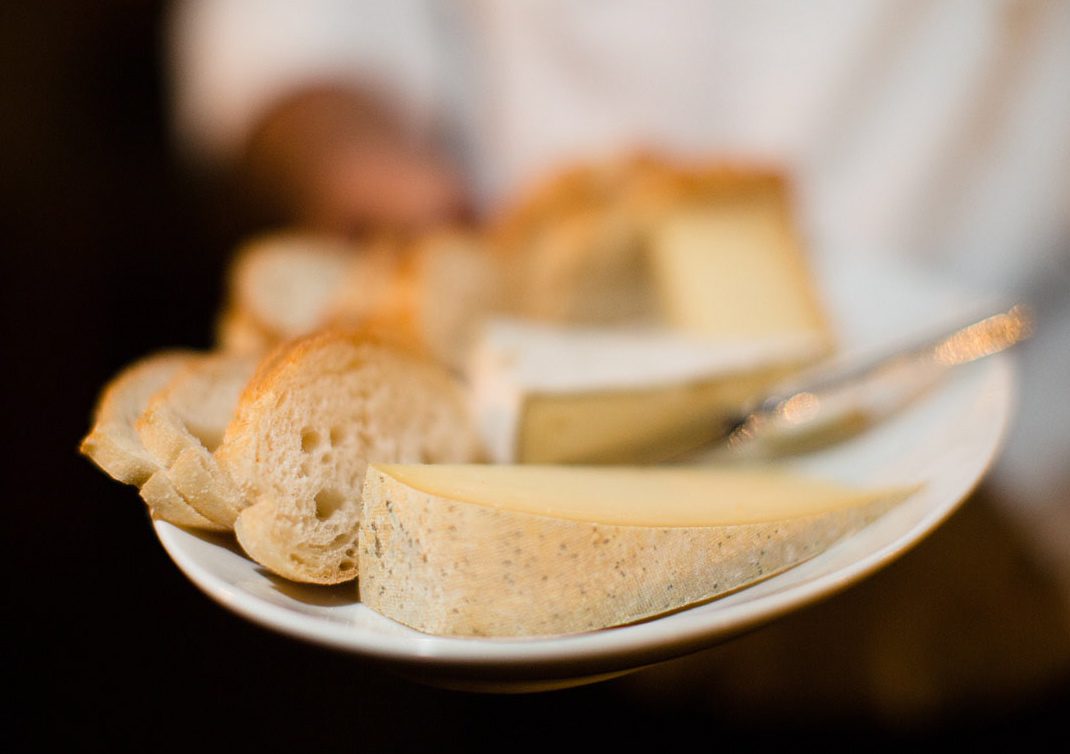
[{"x1": 716, "y1": 304, "x2": 1033, "y2": 457}]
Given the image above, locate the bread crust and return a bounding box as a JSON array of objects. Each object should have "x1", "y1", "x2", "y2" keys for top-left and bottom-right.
[
  {"x1": 140, "y1": 471, "x2": 226, "y2": 531},
  {"x1": 80, "y1": 350, "x2": 228, "y2": 530},
  {"x1": 81, "y1": 350, "x2": 196, "y2": 485},
  {"x1": 217, "y1": 328, "x2": 483, "y2": 584},
  {"x1": 136, "y1": 352, "x2": 258, "y2": 527}
]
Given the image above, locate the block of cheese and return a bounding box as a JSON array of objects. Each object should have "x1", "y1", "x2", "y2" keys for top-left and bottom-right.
[
  {"x1": 358, "y1": 463, "x2": 916, "y2": 637},
  {"x1": 491, "y1": 158, "x2": 833, "y2": 344},
  {"x1": 648, "y1": 173, "x2": 832, "y2": 345},
  {"x1": 468, "y1": 319, "x2": 823, "y2": 464}
]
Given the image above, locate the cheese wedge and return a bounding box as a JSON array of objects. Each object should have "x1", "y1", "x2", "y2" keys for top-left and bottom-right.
[
  {"x1": 358, "y1": 463, "x2": 916, "y2": 637},
  {"x1": 468, "y1": 319, "x2": 823, "y2": 464},
  {"x1": 649, "y1": 189, "x2": 832, "y2": 344}
]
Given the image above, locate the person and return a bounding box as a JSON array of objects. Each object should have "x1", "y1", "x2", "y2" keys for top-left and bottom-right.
[{"x1": 168, "y1": 0, "x2": 1070, "y2": 720}]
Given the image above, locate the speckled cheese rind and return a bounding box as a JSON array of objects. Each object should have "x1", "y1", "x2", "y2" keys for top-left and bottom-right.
[{"x1": 357, "y1": 468, "x2": 909, "y2": 638}]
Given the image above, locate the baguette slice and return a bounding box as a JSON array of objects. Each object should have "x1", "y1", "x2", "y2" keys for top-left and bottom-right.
[
  {"x1": 81, "y1": 350, "x2": 194, "y2": 485},
  {"x1": 216, "y1": 329, "x2": 484, "y2": 584},
  {"x1": 516, "y1": 203, "x2": 657, "y2": 325},
  {"x1": 359, "y1": 464, "x2": 917, "y2": 637},
  {"x1": 342, "y1": 232, "x2": 509, "y2": 371},
  {"x1": 139, "y1": 470, "x2": 222, "y2": 530},
  {"x1": 137, "y1": 352, "x2": 259, "y2": 527},
  {"x1": 217, "y1": 232, "x2": 363, "y2": 352},
  {"x1": 222, "y1": 229, "x2": 508, "y2": 371},
  {"x1": 79, "y1": 350, "x2": 223, "y2": 530}
]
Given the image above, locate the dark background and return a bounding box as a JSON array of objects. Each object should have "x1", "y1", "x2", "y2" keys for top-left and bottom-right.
[{"x1": 5, "y1": 4, "x2": 1067, "y2": 751}]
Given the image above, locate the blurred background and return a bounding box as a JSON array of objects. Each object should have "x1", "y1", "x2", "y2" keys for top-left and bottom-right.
[{"x1": 6, "y1": 1, "x2": 1068, "y2": 749}]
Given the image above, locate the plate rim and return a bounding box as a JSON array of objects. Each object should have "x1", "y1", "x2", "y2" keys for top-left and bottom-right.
[{"x1": 154, "y1": 352, "x2": 1016, "y2": 676}]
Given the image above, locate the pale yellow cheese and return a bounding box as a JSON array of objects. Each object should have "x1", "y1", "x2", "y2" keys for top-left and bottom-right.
[
  {"x1": 649, "y1": 199, "x2": 833, "y2": 344},
  {"x1": 358, "y1": 463, "x2": 917, "y2": 637},
  {"x1": 516, "y1": 366, "x2": 802, "y2": 464},
  {"x1": 469, "y1": 164, "x2": 834, "y2": 465}
]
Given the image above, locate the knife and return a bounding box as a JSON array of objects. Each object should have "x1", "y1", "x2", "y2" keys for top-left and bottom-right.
[{"x1": 714, "y1": 304, "x2": 1033, "y2": 457}]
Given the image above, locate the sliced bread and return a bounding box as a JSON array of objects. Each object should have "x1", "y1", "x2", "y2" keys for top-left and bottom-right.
[
  {"x1": 221, "y1": 230, "x2": 509, "y2": 373},
  {"x1": 491, "y1": 156, "x2": 659, "y2": 325},
  {"x1": 218, "y1": 232, "x2": 363, "y2": 352},
  {"x1": 81, "y1": 350, "x2": 195, "y2": 485},
  {"x1": 216, "y1": 329, "x2": 484, "y2": 584},
  {"x1": 79, "y1": 350, "x2": 224, "y2": 530},
  {"x1": 136, "y1": 352, "x2": 259, "y2": 527},
  {"x1": 345, "y1": 231, "x2": 510, "y2": 372}
]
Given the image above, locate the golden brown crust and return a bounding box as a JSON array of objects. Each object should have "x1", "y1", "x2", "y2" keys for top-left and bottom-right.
[
  {"x1": 80, "y1": 350, "x2": 199, "y2": 486},
  {"x1": 487, "y1": 155, "x2": 649, "y2": 254},
  {"x1": 137, "y1": 352, "x2": 260, "y2": 527},
  {"x1": 218, "y1": 327, "x2": 484, "y2": 583},
  {"x1": 80, "y1": 349, "x2": 243, "y2": 530}
]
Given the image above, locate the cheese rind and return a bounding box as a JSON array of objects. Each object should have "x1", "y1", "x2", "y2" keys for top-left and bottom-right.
[{"x1": 358, "y1": 464, "x2": 915, "y2": 637}]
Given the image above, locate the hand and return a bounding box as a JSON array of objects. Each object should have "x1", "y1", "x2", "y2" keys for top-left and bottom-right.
[{"x1": 242, "y1": 86, "x2": 469, "y2": 235}]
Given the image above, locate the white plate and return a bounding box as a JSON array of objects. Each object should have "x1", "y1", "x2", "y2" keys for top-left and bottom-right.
[{"x1": 154, "y1": 255, "x2": 1017, "y2": 692}]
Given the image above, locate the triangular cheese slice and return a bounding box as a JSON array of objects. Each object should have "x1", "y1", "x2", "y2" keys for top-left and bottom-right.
[{"x1": 358, "y1": 463, "x2": 917, "y2": 637}]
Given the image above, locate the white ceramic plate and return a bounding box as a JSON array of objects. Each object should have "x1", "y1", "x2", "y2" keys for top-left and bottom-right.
[{"x1": 154, "y1": 255, "x2": 1017, "y2": 692}]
